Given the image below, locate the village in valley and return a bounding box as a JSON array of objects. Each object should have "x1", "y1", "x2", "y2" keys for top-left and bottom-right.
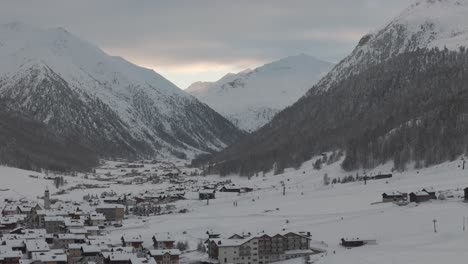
[{"x1": 1, "y1": 155, "x2": 468, "y2": 264}]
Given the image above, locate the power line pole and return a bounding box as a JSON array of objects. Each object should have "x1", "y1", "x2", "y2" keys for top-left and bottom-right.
[
  {"x1": 433, "y1": 219, "x2": 437, "y2": 233},
  {"x1": 463, "y1": 217, "x2": 465, "y2": 232}
]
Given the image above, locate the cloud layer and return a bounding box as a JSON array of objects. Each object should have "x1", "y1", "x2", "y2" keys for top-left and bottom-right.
[{"x1": 0, "y1": 0, "x2": 410, "y2": 88}]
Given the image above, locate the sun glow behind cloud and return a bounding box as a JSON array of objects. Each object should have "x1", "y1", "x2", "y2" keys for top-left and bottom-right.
[
  {"x1": 105, "y1": 47, "x2": 267, "y2": 88},
  {"x1": 8, "y1": 0, "x2": 408, "y2": 90}
]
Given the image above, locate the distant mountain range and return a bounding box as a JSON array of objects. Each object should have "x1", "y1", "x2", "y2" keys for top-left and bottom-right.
[
  {"x1": 207, "y1": 0, "x2": 468, "y2": 176},
  {"x1": 187, "y1": 54, "x2": 333, "y2": 132},
  {"x1": 0, "y1": 22, "x2": 243, "y2": 171}
]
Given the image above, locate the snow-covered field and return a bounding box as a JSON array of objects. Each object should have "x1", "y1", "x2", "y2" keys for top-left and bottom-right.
[{"x1": 1, "y1": 157, "x2": 468, "y2": 263}]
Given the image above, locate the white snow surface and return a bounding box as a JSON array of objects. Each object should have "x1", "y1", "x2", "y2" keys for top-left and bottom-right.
[
  {"x1": 2, "y1": 156, "x2": 468, "y2": 263},
  {"x1": 187, "y1": 54, "x2": 333, "y2": 132}
]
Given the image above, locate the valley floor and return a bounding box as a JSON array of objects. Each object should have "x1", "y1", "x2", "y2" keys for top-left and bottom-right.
[{"x1": 1, "y1": 158, "x2": 468, "y2": 263}]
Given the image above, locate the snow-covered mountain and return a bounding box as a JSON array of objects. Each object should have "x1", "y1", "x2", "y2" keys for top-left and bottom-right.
[
  {"x1": 316, "y1": 0, "x2": 468, "y2": 92},
  {"x1": 187, "y1": 54, "x2": 334, "y2": 132},
  {"x1": 0, "y1": 22, "x2": 242, "y2": 161},
  {"x1": 209, "y1": 0, "x2": 468, "y2": 176}
]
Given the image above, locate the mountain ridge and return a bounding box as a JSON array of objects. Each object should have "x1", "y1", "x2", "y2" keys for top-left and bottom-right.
[
  {"x1": 0, "y1": 22, "x2": 243, "y2": 164},
  {"x1": 206, "y1": 0, "x2": 468, "y2": 175},
  {"x1": 187, "y1": 54, "x2": 333, "y2": 131}
]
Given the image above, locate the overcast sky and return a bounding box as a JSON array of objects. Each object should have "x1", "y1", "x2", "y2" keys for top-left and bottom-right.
[{"x1": 0, "y1": 0, "x2": 410, "y2": 88}]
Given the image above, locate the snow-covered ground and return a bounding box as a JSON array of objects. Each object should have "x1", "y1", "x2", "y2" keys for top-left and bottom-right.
[{"x1": 1, "y1": 157, "x2": 468, "y2": 263}]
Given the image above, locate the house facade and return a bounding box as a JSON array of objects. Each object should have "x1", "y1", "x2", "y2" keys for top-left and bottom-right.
[{"x1": 207, "y1": 232, "x2": 313, "y2": 264}]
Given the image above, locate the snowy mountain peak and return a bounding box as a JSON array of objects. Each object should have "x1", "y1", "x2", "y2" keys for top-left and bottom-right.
[
  {"x1": 313, "y1": 0, "x2": 468, "y2": 92},
  {"x1": 189, "y1": 54, "x2": 334, "y2": 132},
  {"x1": 0, "y1": 23, "x2": 242, "y2": 160}
]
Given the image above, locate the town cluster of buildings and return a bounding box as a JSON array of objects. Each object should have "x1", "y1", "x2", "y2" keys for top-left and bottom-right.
[{"x1": 0, "y1": 189, "x2": 181, "y2": 264}]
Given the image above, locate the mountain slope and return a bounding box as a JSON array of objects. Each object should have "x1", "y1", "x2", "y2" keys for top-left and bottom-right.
[
  {"x1": 0, "y1": 103, "x2": 98, "y2": 172},
  {"x1": 187, "y1": 54, "x2": 333, "y2": 132},
  {"x1": 0, "y1": 22, "x2": 243, "y2": 162},
  {"x1": 207, "y1": 0, "x2": 468, "y2": 176},
  {"x1": 316, "y1": 0, "x2": 468, "y2": 92}
]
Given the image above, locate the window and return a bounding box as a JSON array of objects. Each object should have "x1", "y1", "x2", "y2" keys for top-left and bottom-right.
[{"x1": 224, "y1": 258, "x2": 227, "y2": 263}]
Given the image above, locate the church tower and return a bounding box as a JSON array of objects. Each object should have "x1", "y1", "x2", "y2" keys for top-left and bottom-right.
[{"x1": 44, "y1": 188, "x2": 50, "y2": 210}]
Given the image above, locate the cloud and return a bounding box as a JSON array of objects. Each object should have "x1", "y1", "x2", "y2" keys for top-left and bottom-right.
[{"x1": 0, "y1": 0, "x2": 411, "y2": 87}]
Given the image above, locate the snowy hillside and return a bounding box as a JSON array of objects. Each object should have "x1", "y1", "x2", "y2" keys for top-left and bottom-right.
[
  {"x1": 0, "y1": 22, "x2": 242, "y2": 161},
  {"x1": 315, "y1": 0, "x2": 468, "y2": 92},
  {"x1": 187, "y1": 54, "x2": 334, "y2": 132}
]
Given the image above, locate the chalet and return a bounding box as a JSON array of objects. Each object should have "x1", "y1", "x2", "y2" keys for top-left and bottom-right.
[
  {"x1": 67, "y1": 243, "x2": 86, "y2": 263},
  {"x1": 4, "y1": 240, "x2": 26, "y2": 253},
  {"x1": 341, "y1": 238, "x2": 364, "y2": 247},
  {"x1": 381, "y1": 192, "x2": 407, "y2": 203},
  {"x1": 17, "y1": 204, "x2": 41, "y2": 217},
  {"x1": 96, "y1": 204, "x2": 125, "y2": 224},
  {"x1": 31, "y1": 250, "x2": 67, "y2": 264},
  {"x1": 149, "y1": 249, "x2": 180, "y2": 264},
  {"x1": 80, "y1": 244, "x2": 107, "y2": 263},
  {"x1": 2, "y1": 205, "x2": 18, "y2": 216},
  {"x1": 422, "y1": 189, "x2": 437, "y2": 200},
  {"x1": 85, "y1": 226, "x2": 101, "y2": 236},
  {"x1": 409, "y1": 192, "x2": 432, "y2": 203},
  {"x1": 88, "y1": 212, "x2": 106, "y2": 227},
  {"x1": 44, "y1": 216, "x2": 64, "y2": 234},
  {"x1": 0, "y1": 217, "x2": 19, "y2": 234},
  {"x1": 0, "y1": 248, "x2": 22, "y2": 264},
  {"x1": 340, "y1": 237, "x2": 377, "y2": 248},
  {"x1": 152, "y1": 234, "x2": 175, "y2": 249},
  {"x1": 25, "y1": 239, "x2": 50, "y2": 258},
  {"x1": 54, "y1": 234, "x2": 86, "y2": 248},
  {"x1": 219, "y1": 186, "x2": 253, "y2": 193},
  {"x1": 121, "y1": 235, "x2": 144, "y2": 249},
  {"x1": 100, "y1": 248, "x2": 141, "y2": 264},
  {"x1": 199, "y1": 190, "x2": 216, "y2": 200}
]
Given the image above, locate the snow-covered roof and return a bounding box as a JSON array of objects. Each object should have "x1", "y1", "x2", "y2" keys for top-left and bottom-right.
[
  {"x1": 25, "y1": 239, "x2": 49, "y2": 252},
  {"x1": 149, "y1": 249, "x2": 181, "y2": 256},
  {"x1": 154, "y1": 233, "x2": 174, "y2": 241},
  {"x1": 44, "y1": 216, "x2": 64, "y2": 222},
  {"x1": 56, "y1": 234, "x2": 86, "y2": 240},
  {"x1": 0, "y1": 250, "x2": 22, "y2": 260},
  {"x1": 31, "y1": 251, "x2": 67, "y2": 262},
  {"x1": 67, "y1": 243, "x2": 86, "y2": 250},
  {"x1": 81, "y1": 244, "x2": 105, "y2": 254},
  {"x1": 209, "y1": 238, "x2": 251, "y2": 247}
]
